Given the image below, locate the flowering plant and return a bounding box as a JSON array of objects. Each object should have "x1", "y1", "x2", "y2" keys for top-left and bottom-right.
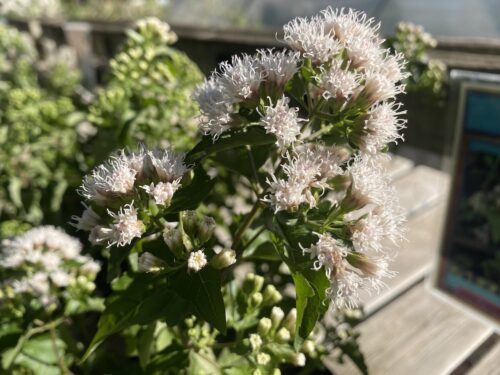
[{"x1": 68, "y1": 7, "x2": 408, "y2": 373}]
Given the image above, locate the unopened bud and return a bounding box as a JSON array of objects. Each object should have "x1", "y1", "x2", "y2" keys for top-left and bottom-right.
[
  {"x1": 291, "y1": 352, "x2": 306, "y2": 367},
  {"x1": 282, "y1": 308, "x2": 297, "y2": 334},
  {"x1": 262, "y1": 284, "x2": 282, "y2": 305},
  {"x1": 252, "y1": 370, "x2": 262, "y2": 375},
  {"x1": 138, "y1": 252, "x2": 166, "y2": 273},
  {"x1": 276, "y1": 327, "x2": 291, "y2": 343},
  {"x1": 347, "y1": 253, "x2": 380, "y2": 276},
  {"x1": 272, "y1": 369, "x2": 281, "y2": 375},
  {"x1": 198, "y1": 216, "x2": 216, "y2": 244},
  {"x1": 250, "y1": 292, "x2": 263, "y2": 308},
  {"x1": 257, "y1": 352, "x2": 271, "y2": 365},
  {"x1": 163, "y1": 225, "x2": 184, "y2": 256},
  {"x1": 210, "y1": 249, "x2": 236, "y2": 269},
  {"x1": 181, "y1": 211, "x2": 198, "y2": 237},
  {"x1": 302, "y1": 339, "x2": 315, "y2": 355},
  {"x1": 258, "y1": 317, "x2": 272, "y2": 336},
  {"x1": 242, "y1": 273, "x2": 264, "y2": 295},
  {"x1": 249, "y1": 333, "x2": 262, "y2": 352},
  {"x1": 271, "y1": 306, "x2": 284, "y2": 328}
]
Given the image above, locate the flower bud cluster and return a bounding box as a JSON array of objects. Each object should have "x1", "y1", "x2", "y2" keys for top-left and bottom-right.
[
  {"x1": 72, "y1": 146, "x2": 189, "y2": 248},
  {"x1": 0, "y1": 226, "x2": 100, "y2": 316}
]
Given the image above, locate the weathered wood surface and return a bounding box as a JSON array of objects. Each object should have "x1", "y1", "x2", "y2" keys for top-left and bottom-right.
[
  {"x1": 327, "y1": 284, "x2": 494, "y2": 375},
  {"x1": 392, "y1": 165, "x2": 450, "y2": 218},
  {"x1": 468, "y1": 339, "x2": 500, "y2": 375}
]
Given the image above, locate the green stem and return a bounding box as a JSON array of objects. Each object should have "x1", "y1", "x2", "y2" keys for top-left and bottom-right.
[
  {"x1": 239, "y1": 226, "x2": 266, "y2": 254},
  {"x1": 49, "y1": 323, "x2": 71, "y2": 375},
  {"x1": 232, "y1": 200, "x2": 264, "y2": 253}
]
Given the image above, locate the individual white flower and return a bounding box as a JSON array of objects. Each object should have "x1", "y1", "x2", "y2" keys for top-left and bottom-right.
[
  {"x1": 257, "y1": 48, "x2": 300, "y2": 87},
  {"x1": 80, "y1": 260, "x2": 101, "y2": 277},
  {"x1": 322, "y1": 7, "x2": 381, "y2": 44},
  {"x1": 263, "y1": 174, "x2": 315, "y2": 213},
  {"x1": 79, "y1": 151, "x2": 136, "y2": 204},
  {"x1": 50, "y1": 270, "x2": 70, "y2": 287},
  {"x1": 360, "y1": 69, "x2": 405, "y2": 104},
  {"x1": 125, "y1": 145, "x2": 150, "y2": 180},
  {"x1": 148, "y1": 148, "x2": 188, "y2": 183},
  {"x1": 70, "y1": 203, "x2": 101, "y2": 231},
  {"x1": 193, "y1": 77, "x2": 233, "y2": 139},
  {"x1": 315, "y1": 61, "x2": 362, "y2": 100},
  {"x1": 302, "y1": 233, "x2": 349, "y2": 279},
  {"x1": 346, "y1": 157, "x2": 398, "y2": 210},
  {"x1": 260, "y1": 96, "x2": 303, "y2": 149},
  {"x1": 354, "y1": 102, "x2": 407, "y2": 154},
  {"x1": 283, "y1": 15, "x2": 341, "y2": 64},
  {"x1": 303, "y1": 232, "x2": 395, "y2": 309},
  {"x1": 106, "y1": 203, "x2": 144, "y2": 247},
  {"x1": 256, "y1": 352, "x2": 271, "y2": 365},
  {"x1": 187, "y1": 249, "x2": 207, "y2": 272},
  {"x1": 141, "y1": 181, "x2": 180, "y2": 206},
  {"x1": 379, "y1": 50, "x2": 408, "y2": 84},
  {"x1": 249, "y1": 333, "x2": 263, "y2": 352},
  {"x1": 39, "y1": 253, "x2": 61, "y2": 271},
  {"x1": 217, "y1": 54, "x2": 262, "y2": 101}
]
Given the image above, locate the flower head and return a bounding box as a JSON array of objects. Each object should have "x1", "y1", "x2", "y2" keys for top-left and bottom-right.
[
  {"x1": 106, "y1": 203, "x2": 144, "y2": 247},
  {"x1": 187, "y1": 249, "x2": 207, "y2": 272},
  {"x1": 260, "y1": 96, "x2": 303, "y2": 149}
]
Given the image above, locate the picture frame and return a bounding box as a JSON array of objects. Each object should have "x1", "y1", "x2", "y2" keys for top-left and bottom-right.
[{"x1": 434, "y1": 70, "x2": 500, "y2": 328}]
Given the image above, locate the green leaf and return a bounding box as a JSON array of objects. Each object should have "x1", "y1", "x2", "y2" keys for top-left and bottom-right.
[
  {"x1": 107, "y1": 245, "x2": 131, "y2": 282},
  {"x1": 167, "y1": 166, "x2": 215, "y2": 213},
  {"x1": 185, "y1": 126, "x2": 275, "y2": 164},
  {"x1": 244, "y1": 242, "x2": 281, "y2": 261},
  {"x1": 191, "y1": 269, "x2": 227, "y2": 334},
  {"x1": 138, "y1": 324, "x2": 156, "y2": 369},
  {"x1": 188, "y1": 350, "x2": 221, "y2": 375},
  {"x1": 7, "y1": 177, "x2": 23, "y2": 208},
  {"x1": 213, "y1": 144, "x2": 273, "y2": 182},
  {"x1": 292, "y1": 273, "x2": 315, "y2": 349},
  {"x1": 145, "y1": 344, "x2": 189, "y2": 374}
]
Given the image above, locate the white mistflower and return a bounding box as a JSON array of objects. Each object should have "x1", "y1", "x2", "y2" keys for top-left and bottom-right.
[
  {"x1": 70, "y1": 203, "x2": 101, "y2": 231},
  {"x1": 283, "y1": 15, "x2": 341, "y2": 64},
  {"x1": 141, "y1": 181, "x2": 180, "y2": 206},
  {"x1": 263, "y1": 175, "x2": 313, "y2": 213},
  {"x1": 187, "y1": 249, "x2": 207, "y2": 272},
  {"x1": 346, "y1": 157, "x2": 397, "y2": 212},
  {"x1": 106, "y1": 203, "x2": 144, "y2": 247},
  {"x1": 303, "y1": 232, "x2": 394, "y2": 309},
  {"x1": 315, "y1": 62, "x2": 362, "y2": 101},
  {"x1": 260, "y1": 96, "x2": 303, "y2": 149},
  {"x1": 354, "y1": 102, "x2": 407, "y2": 154},
  {"x1": 126, "y1": 146, "x2": 149, "y2": 180},
  {"x1": 217, "y1": 54, "x2": 262, "y2": 101},
  {"x1": 148, "y1": 148, "x2": 188, "y2": 183},
  {"x1": 80, "y1": 260, "x2": 101, "y2": 276},
  {"x1": 0, "y1": 226, "x2": 100, "y2": 311},
  {"x1": 361, "y1": 69, "x2": 405, "y2": 104},
  {"x1": 193, "y1": 77, "x2": 233, "y2": 139},
  {"x1": 322, "y1": 7, "x2": 381, "y2": 44},
  {"x1": 79, "y1": 151, "x2": 136, "y2": 204},
  {"x1": 379, "y1": 50, "x2": 408, "y2": 84},
  {"x1": 257, "y1": 48, "x2": 300, "y2": 87}
]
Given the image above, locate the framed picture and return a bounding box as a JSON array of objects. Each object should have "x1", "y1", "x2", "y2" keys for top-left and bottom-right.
[{"x1": 435, "y1": 70, "x2": 500, "y2": 327}]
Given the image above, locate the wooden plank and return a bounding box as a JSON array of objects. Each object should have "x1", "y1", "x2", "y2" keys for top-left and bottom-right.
[
  {"x1": 392, "y1": 165, "x2": 449, "y2": 218},
  {"x1": 327, "y1": 284, "x2": 493, "y2": 375},
  {"x1": 361, "y1": 203, "x2": 447, "y2": 315},
  {"x1": 468, "y1": 339, "x2": 500, "y2": 375}
]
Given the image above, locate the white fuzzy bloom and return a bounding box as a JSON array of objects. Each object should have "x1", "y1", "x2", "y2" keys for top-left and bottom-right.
[
  {"x1": 79, "y1": 151, "x2": 136, "y2": 204},
  {"x1": 141, "y1": 181, "x2": 180, "y2": 206},
  {"x1": 283, "y1": 15, "x2": 341, "y2": 63},
  {"x1": 379, "y1": 50, "x2": 408, "y2": 84},
  {"x1": 347, "y1": 157, "x2": 398, "y2": 210},
  {"x1": 148, "y1": 148, "x2": 188, "y2": 183},
  {"x1": 315, "y1": 61, "x2": 362, "y2": 100},
  {"x1": 356, "y1": 102, "x2": 407, "y2": 154},
  {"x1": 80, "y1": 260, "x2": 101, "y2": 276},
  {"x1": 302, "y1": 233, "x2": 349, "y2": 279},
  {"x1": 126, "y1": 146, "x2": 149, "y2": 179},
  {"x1": 260, "y1": 96, "x2": 303, "y2": 149},
  {"x1": 322, "y1": 7, "x2": 381, "y2": 44},
  {"x1": 70, "y1": 203, "x2": 101, "y2": 231},
  {"x1": 217, "y1": 54, "x2": 262, "y2": 101},
  {"x1": 50, "y1": 270, "x2": 70, "y2": 287},
  {"x1": 187, "y1": 249, "x2": 207, "y2": 272},
  {"x1": 303, "y1": 232, "x2": 394, "y2": 309},
  {"x1": 257, "y1": 49, "x2": 300, "y2": 87},
  {"x1": 106, "y1": 203, "x2": 144, "y2": 247},
  {"x1": 193, "y1": 77, "x2": 233, "y2": 139},
  {"x1": 361, "y1": 69, "x2": 405, "y2": 104},
  {"x1": 0, "y1": 226, "x2": 83, "y2": 269}
]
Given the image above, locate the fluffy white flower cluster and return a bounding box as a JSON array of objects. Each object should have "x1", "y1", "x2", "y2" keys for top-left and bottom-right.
[
  {"x1": 135, "y1": 17, "x2": 178, "y2": 45},
  {"x1": 0, "y1": 226, "x2": 100, "y2": 308},
  {"x1": 284, "y1": 7, "x2": 408, "y2": 155},
  {"x1": 193, "y1": 49, "x2": 300, "y2": 140},
  {"x1": 73, "y1": 146, "x2": 189, "y2": 247}
]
